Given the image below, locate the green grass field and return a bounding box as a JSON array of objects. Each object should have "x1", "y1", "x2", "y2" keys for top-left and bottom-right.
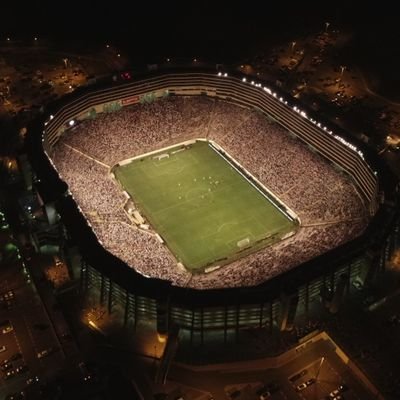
[{"x1": 114, "y1": 140, "x2": 296, "y2": 272}]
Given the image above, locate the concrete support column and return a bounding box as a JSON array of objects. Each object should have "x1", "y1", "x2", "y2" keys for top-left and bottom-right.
[
  {"x1": 329, "y1": 273, "x2": 348, "y2": 314},
  {"x1": 279, "y1": 288, "x2": 299, "y2": 331},
  {"x1": 124, "y1": 290, "x2": 129, "y2": 326},
  {"x1": 107, "y1": 279, "x2": 113, "y2": 314},
  {"x1": 100, "y1": 275, "x2": 105, "y2": 305},
  {"x1": 156, "y1": 298, "x2": 169, "y2": 336}
]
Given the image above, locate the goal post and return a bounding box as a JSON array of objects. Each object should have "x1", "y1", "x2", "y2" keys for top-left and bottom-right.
[{"x1": 153, "y1": 153, "x2": 170, "y2": 161}]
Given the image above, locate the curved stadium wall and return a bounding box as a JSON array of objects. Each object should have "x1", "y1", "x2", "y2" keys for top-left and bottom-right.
[{"x1": 28, "y1": 69, "x2": 398, "y2": 336}]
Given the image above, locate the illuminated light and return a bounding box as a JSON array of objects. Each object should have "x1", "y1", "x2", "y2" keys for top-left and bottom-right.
[
  {"x1": 264, "y1": 87, "x2": 272, "y2": 94},
  {"x1": 117, "y1": 53, "x2": 121, "y2": 57},
  {"x1": 224, "y1": 72, "x2": 228, "y2": 77},
  {"x1": 166, "y1": 58, "x2": 170, "y2": 62},
  {"x1": 242, "y1": 77, "x2": 247, "y2": 82},
  {"x1": 157, "y1": 333, "x2": 167, "y2": 343},
  {"x1": 106, "y1": 44, "x2": 110, "y2": 48},
  {"x1": 300, "y1": 111, "x2": 307, "y2": 117},
  {"x1": 241, "y1": 65, "x2": 244, "y2": 68},
  {"x1": 273, "y1": 92, "x2": 277, "y2": 97},
  {"x1": 34, "y1": 37, "x2": 38, "y2": 41},
  {"x1": 6, "y1": 37, "x2": 10, "y2": 41},
  {"x1": 251, "y1": 81, "x2": 255, "y2": 85},
  {"x1": 68, "y1": 85, "x2": 72, "y2": 89},
  {"x1": 193, "y1": 58, "x2": 197, "y2": 62},
  {"x1": 88, "y1": 320, "x2": 98, "y2": 329},
  {"x1": 217, "y1": 72, "x2": 222, "y2": 76},
  {"x1": 50, "y1": 115, "x2": 54, "y2": 119},
  {"x1": 69, "y1": 120, "x2": 75, "y2": 126}
]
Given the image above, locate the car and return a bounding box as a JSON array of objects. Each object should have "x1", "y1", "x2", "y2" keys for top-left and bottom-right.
[
  {"x1": 37, "y1": 346, "x2": 57, "y2": 359},
  {"x1": 0, "y1": 358, "x2": 10, "y2": 367},
  {"x1": 296, "y1": 382, "x2": 307, "y2": 392},
  {"x1": 259, "y1": 390, "x2": 271, "y2": 400},
  {"x1": 0, "y1": 345, "x2": 6, "y2": 352},
  {"x1": 289, "y1": 369, "x2": 307, "y2": 382},
  {"x1": 4, "y1": 369, "x2": 16, "y2": 380},
  {"x1": 306, "y1": 378, "x2": 316, "y2": 387},
  {"x1": 4, "y1": 291, "x2": 14, "y2": 300},
  {"x1": 26, "y1": 375, "x2": 40, "y2": 386},
  {"x1": 2, "y1": 325, "x2": 13, "y2": 334},
  {"x1": 15, "y1": 365, "x2": 28, "y2": 374},
  {"x1": 37, "y1": 349, "x2": 49, "y2": 359},
  {"x1": 329, "y1": 389, "x2": 340, "y2": 398},
  {"x1": 296, "y1": 378, "x2": 315, "y2": 392},
  {"x1": 78, "y1": 362, "x2": 92, "y2": 382},
  {"x1": 1, "y1": 363, "x2": 13, "y2": 372},
  {"x1": 338, "y1": 384, "x2": 349, "y2": 393}
]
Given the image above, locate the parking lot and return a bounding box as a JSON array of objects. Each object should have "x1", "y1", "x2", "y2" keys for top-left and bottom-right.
[{"x1": 166, "y1": 332, "x2": 376, "y2": 400}]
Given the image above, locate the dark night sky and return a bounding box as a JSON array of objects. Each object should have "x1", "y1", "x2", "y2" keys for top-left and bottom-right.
[{"x1": 1, "y1": 1, "x2": 399, "y2": 89}]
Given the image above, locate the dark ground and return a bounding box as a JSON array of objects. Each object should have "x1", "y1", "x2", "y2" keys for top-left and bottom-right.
[{"x1": 2, "y1": 1, "x2": 399, "y2": 89}]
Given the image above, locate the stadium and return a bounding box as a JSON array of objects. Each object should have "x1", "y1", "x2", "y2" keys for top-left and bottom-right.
[{"x1": 27, "y1": 68, "x2": 399, "y2": 340}]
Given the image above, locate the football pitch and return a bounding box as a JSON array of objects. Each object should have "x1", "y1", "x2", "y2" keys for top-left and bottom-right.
[{"x1": 114, "y1": 140, "x2": 297, "y2": 272}]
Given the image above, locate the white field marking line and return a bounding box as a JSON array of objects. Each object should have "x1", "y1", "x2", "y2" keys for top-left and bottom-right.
[
  {"x1": 113, "y1": 138, "x2": 198, "y2": 167},
  {"x1": 62, "y1": 143, "x2": 110, "y2": 168},
  {"x1": 203, "y1": 218, "x2": 252, "y2": 242},
  {"x1": 216, "y1": 221, "x2": 237, "y2": 233},
  {"x1": 208, "y1": 143, "x2": 293, "y2": 220},
  {"x1": 301, "y1": 216, "x2": 365, "y2": 227},
  {"x1": 152, "y1": 156, "x2": 178, "y2": 167}
]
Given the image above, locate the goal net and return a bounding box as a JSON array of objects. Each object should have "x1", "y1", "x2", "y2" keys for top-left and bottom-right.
[
  {"x1": 237, "y1": 237, "x2": 250, "y2": 248},
  {"x1": 153, "y1": 153, "x2": 170, "y2": 161}
]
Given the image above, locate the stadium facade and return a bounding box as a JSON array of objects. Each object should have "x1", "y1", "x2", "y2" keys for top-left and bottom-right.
[{"x1": 27, "y1": 68, "x2": 399, "y2": 342}]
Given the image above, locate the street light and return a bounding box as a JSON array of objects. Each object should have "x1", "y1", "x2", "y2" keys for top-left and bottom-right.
[
  {"x1": 62, "y1": 58, "x2": 69, "y2": 69},
  {"x1": 325, "y1": 22, "x2": 330, "y2": 32},
  {"x1": 291, "y1": 41, "x2": 296, "y2": 53},
  {"x1": 340, "y1": 65, "x2": 346, "y2": 77}
]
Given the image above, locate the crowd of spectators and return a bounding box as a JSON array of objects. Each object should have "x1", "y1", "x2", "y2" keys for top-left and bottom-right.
[{"x1": 52, "y1": 96, "x2": 369, "y2": 289}]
